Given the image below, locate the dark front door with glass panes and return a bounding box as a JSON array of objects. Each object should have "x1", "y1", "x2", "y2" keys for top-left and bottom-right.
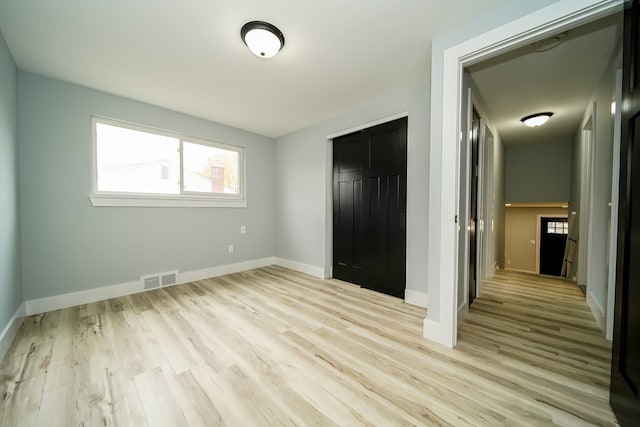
[{"x1": 539, "y1": 217, "x2": 568, "y2": 277}]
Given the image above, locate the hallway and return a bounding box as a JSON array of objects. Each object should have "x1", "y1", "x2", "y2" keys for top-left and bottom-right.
[{"x1": 458, "y1": 270, "x2": 615, "y2": 425}]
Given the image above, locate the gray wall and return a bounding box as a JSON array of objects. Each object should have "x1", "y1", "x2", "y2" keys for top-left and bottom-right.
[
  {"x1": 275, "y1": 82, "x2": 430, "y2": 295},
  {"x1": 505, "y1": 139, "x2": 571, "y2": 202},
  {"x1": 504, "y1": 207, "x2": 568, "y2": 272},
  {"x1": 0, "y1": 31, "x2": 22, "y2": 332},
  {"x1": 18, "y1": 72, "x2": 276, "y2": 300},
  {"x1": 584, "y1": 43, "x2": 619, "y2": 315}
]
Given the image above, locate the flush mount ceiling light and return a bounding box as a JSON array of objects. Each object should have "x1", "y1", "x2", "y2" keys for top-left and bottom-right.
[
  {"x1": 521, "y1": 112, "x2": 554, "y2": 127},
  {"x1": 241, "y1": 21, "x2": 285, "y2": 58}
]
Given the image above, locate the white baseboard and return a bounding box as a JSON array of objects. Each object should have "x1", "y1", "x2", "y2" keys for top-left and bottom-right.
[
  {"x1": 0, "y1": 302, "x2": 26, "y2": 362},
  {"x1": 274, "y1": 257, "x2": 326, "y2": 279},
  {"x1": 405, "y1": 289, "x2": 428, "y2": 308},
  {"x1": 26, "y1": 279, "x2": 141, "y2": 315},
  {"x1": 458, "y1": 302, "x2": 469, "y2": 323},
  {"x1": 178, "y1": 257, "x2": 276, "y2": 284},
  {"x1": 587, "y1": 290, "x2": 606, "y2": 335},
  {"x1": 423, "y1": 317, "x2": 455, "y2": 348},
  {"x1": 504, "y1": 267, "x2": 537, "y2": 274},
  {"x1": 25, "y1": 257, "x2": 277, "y2": 316}
]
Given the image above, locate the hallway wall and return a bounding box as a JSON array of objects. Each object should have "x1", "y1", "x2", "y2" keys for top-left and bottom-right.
[
  {"x1": 505, "y1": 139, "x2": 572, "y2": 203},
  {"x1": 505, "y1": 207, "x2": 568, "y2": 273},
  {"x1": 570, "y1": 41, "x2": 622, "y2": 332}
]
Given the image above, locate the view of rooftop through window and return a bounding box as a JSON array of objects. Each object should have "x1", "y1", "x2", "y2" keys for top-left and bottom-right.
[{"x1": 94, "y1": 119, "x2": 242, "y2": 197}]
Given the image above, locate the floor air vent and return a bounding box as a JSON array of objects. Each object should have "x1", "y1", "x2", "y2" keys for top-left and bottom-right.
[
  {"x1": 161, "y1": 271, "x2": 178, "y2": 287},
  {"x1": 141, "y1": 270, "x2": 179, "y2": 290},
  {"x1": 142, "y1": 275, "x2": 160, "y2": 290}
]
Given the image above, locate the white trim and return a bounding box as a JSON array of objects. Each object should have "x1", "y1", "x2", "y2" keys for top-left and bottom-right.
[
  {"x1": 26, "y1": 279, "x2": 140, "y2": 315},
  {"x1": 176, "y1": 257, "x2": 275, "y2": 284},
  {"x1": 326, "y1": 111, "x2": 409, "y2": 140},
  {"x1": 423, "y1": 318, "x2": 454, "y2": 348},
  {"x1": 475, "y1": 114, "x2": 486, "y2": 297},
  {"x1": 480, "y1": 124, "x2": 495, "y2": 288},
  {"x1": 90, "y1": 115, "x2": 246, "y2": 206},
  {"x1": 324, "y1": 140, "x2": 334, "y2": 280},
  {"x1": 405, "y1": 289, "x2": 428, "y2": 308},
  {"x1": 587, "y1": 290, "x2": 606, "y2": 335},
  {"x1": 428, "y1": 0, "x2": 622, "y2": 349},
  {"x1": 0, "y1": 303, "x2": 26, "y2": 362},
  {"x1": 90, "y1": 194, "x2": 247, "y2": 208},
  {"x1": 458, "y1": 302, "x2": 469, "y2": 323},
  {"x1": 504, "y1": 267, "x2": 537, "y2": 275},
  {"x1": 579, "y1": 104, "x2": 597, "y2": 291},
  {"x1": 25, "y1": 257, "x2": 276, "y2": 315},
  {"x1": 274, "y1": 257, "x2": 327, "y2": 278},
  {"x1": 606, "y1": 63, "x2": 623, "y2": 341}
]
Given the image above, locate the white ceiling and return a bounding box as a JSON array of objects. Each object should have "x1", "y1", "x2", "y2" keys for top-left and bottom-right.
[
  {"x1": 0, "y1": 0, "x2": 511, "y2": 138},
  {"x1": 467, "y1": 12, "x2": 622, "y2": 146}
]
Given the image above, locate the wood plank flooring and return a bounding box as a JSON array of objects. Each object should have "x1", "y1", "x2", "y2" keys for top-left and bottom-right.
[{"x1": 0, "y1": 267, "x2": 618, "y2": 426}]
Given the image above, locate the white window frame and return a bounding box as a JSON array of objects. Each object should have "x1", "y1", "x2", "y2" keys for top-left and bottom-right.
[{"x1": 90, "y1": 116, "x2": 246, "y2": 208}]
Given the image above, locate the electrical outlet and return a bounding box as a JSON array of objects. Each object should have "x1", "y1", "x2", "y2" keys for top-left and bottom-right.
[
  {"x1": 228, "y1": 245, "x2": 234, "y2": 253},
  {"x1": 241, "y1": 226, "x2": 246, "y2": 234}
]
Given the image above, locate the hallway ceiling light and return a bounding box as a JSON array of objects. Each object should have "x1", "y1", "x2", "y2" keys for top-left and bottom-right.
[
  {"x1": 241, "y1": 21, "x2": 285, "y2": 58},
  {"x1": 520, "y1": 112, "x2": 553, "y2": 127}
]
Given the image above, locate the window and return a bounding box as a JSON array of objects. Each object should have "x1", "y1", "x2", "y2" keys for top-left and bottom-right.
[
  {"x1": 91, "y1": 117, "x2": 245, "y2": 207},
  {"x1": 546, "y1": 221, "x2": 568, "y2": 235}
]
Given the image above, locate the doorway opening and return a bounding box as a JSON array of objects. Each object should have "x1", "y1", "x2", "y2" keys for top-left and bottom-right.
[
  {"x1": 468, "y1": 108, "x2": 481, "y2": 305},
  {"x1": 538, "y1": 215, "x2": 569, "y2": 277},
  {"x1": 457, "y1": 10, "x2": 623, "y2": 339}
]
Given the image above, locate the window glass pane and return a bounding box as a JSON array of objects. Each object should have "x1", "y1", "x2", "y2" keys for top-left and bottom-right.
[
  {"x1": 183, "y1": 141, "x2": 240, "y2": 194},
  {"x1": 548, "y1": 223, "x2": 555, "y2": 234},
  {"x1": 96, "y1": 123, "x2": 180, "y2": 194}
]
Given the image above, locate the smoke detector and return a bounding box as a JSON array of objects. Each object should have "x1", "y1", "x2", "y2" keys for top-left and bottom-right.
[{"x1": 533, "y1": 32, "x2": 568, "y2": 52}]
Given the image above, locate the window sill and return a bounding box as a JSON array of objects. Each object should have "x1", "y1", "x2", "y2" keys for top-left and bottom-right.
[{"x1": 89, "y1": 194, "x2": 247, "y2": 208}]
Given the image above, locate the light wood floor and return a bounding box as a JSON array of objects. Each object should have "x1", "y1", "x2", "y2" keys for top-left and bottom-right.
[{"x1": 0, "y1": 267, "x2": 617, "y2": 426}]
